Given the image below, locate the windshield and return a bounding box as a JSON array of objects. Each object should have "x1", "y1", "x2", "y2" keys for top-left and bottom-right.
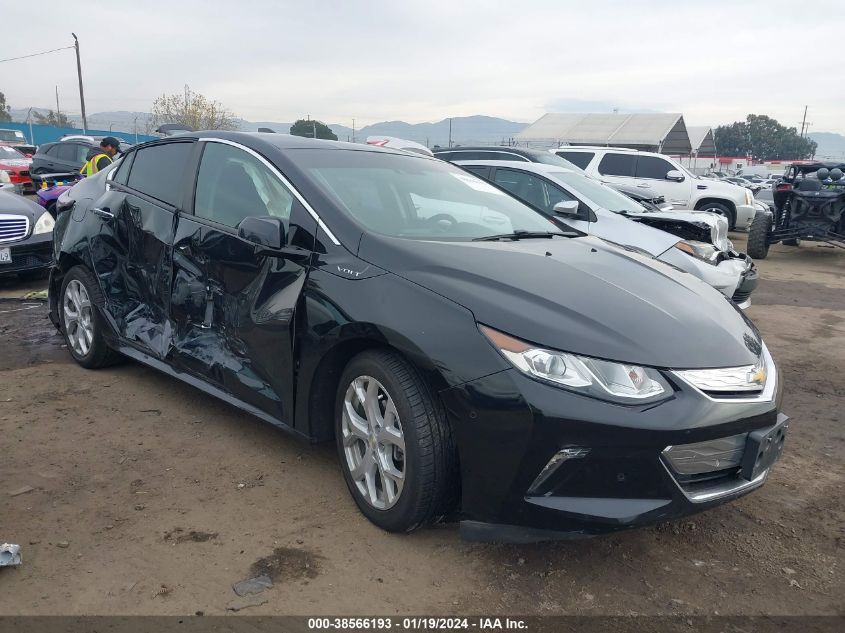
[
  {"x1": 0, "y1": 130, "x2": 26, "y2": 143},
  {"x1": 549, "y1": 171, "x2": 646, "y2": 214},
  {"x1": 299, "y1": 150, "x2": 560, "y2": 240},
  {"x1": 0, "y1": 146, "x2": 25, "y2": 159}
]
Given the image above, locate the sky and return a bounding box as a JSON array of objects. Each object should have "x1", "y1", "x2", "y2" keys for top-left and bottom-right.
[{"x1": 2, "y1": 0, "x2": 844, "y2": 133}]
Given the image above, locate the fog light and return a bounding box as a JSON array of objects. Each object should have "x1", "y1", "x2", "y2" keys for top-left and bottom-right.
[{"x1": 527, "y1": 447, "x2": 590, "y2": 495}]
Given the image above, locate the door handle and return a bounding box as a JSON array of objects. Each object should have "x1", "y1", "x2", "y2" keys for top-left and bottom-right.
[{"x1": 92, "y1": 207, "x2": 114, "y2": 220}]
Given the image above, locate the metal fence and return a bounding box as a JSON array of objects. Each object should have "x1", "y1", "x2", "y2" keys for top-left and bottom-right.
[{"x1": 0, "y1": 122, "x2": 156, "y2": 146}]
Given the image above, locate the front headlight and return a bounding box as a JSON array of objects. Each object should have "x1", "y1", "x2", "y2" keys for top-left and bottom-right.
[
  {"x1": 0, "y1": 170, "x2": 10, "y2": 184},
  {"x1": 675, "y1": 240, "x2": 722, "y2": 265},
  {"x1": 33, "y1": 211, "x2": 55, "y2": 235},
  {"x1": 480, "y1": 325, "x2": 672, "y2": 404},
  {"x1": 709, "y1": 215, "x2": 730, "y2": 252}
]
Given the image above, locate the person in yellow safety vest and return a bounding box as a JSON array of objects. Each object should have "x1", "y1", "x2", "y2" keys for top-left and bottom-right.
[{"x1": 79, "y1": 137, "x2": 121, "y2": 176}]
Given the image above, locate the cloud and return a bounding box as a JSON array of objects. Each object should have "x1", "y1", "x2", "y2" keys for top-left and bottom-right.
[{"x1": 1, "y1": 0, "x2": 843, "y2": 133}]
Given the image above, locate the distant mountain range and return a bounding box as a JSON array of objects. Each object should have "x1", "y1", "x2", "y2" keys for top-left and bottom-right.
[
  {"x1": 808, "y1": 132, "x2": 845, "y2": 160},
  {"x1": 7, "y1": 107, "x2": 844, "y2": 158},
  {"x1": 8, "y1": 109, "x2": 528, "y2": 146}
]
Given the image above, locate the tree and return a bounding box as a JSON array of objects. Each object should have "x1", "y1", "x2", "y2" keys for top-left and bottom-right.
[
  {"x1": 33, "y1": 109, "x2": 71, "y2": 127},
  {"x1": 714, "y1": 114, "x2": 817, "y2": 160},
  {"x1": 290, "y1": 118, "x2": 337, "y2": 140},
  {"x1": 0, "y1": 91, "x2": 11, "y2": 122},
  {"x1": 149, "y1": 85, "x2": 238, "y2": 131}
]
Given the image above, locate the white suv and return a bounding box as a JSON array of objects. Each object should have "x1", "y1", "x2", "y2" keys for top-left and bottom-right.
[{"x1": 552, "y1": 147, "x2": 756, "y2": 231}]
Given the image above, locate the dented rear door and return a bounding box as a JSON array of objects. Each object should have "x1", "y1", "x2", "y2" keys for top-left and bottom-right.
[{"x1": 88, "y1": 140, "x2": 195, "y2": 358}]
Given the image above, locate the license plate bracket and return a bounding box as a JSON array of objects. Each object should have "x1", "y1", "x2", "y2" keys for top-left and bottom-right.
[
  {"x1": 740, "y1": 414, "x2": 789, "y2": 481},
  {"x1": 0, "y1": 247, "x2": 11, "y2": 264}
]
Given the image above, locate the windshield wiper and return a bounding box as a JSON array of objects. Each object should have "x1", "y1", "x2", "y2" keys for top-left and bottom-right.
[{"x1": 472, "y1": 230, "x2": 573, "y2": 242}]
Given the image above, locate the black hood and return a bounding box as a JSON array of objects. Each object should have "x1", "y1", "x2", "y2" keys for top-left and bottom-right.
[
  {"x1": 0, "y1": 190, "x2": 47, "y2": 221},
  {"x1": 358, "y1": 234, "x2": 761, "y2": 369}
]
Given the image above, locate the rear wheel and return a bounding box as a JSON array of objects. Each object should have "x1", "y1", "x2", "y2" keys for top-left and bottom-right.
[
  {"x1": 335, "y1": 350, "x2": 458, "y2": 532},
  {"x1": 747, "y1": 212, "x2": 772, "y2": 259},
  {"x1": 59, "y1": 266, "x2": 121, "y2": 369},
  {"x1": 698, "y1": 201, "x2": 736, "y2": 230}
]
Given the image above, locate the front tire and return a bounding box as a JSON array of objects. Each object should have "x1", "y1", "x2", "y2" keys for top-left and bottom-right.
[
  {"x1": 59, "y1": 266, "x2": 121, "y2": 369},
  {"x1": 747, "y1": 212, "x2": 772, "y2": 259},
  {"x1": 335, "y1": 350, "x2": 458, "y2": 533},
  {"x1": 698, "y1": 201, "x2": 737, "y2": 230}
]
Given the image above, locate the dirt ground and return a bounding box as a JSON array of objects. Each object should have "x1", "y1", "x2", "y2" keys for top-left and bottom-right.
[{"x1": 0, "y1": 235, "x2": 842, "y2": 617}]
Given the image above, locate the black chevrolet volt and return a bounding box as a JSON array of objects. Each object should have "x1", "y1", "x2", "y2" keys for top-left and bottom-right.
[{"x1": 49, "y1": 132, "x2": 788, "y2": 541}]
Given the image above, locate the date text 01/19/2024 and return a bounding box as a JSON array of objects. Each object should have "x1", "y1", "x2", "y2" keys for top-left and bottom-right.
[{"x1": 307, "y1": 617, "x2": 529, "y2": 630}]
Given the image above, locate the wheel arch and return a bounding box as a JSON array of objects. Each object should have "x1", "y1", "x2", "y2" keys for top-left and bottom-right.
[
  {"x1": 694, "y1": 197, "x2": 737, "y2": 215},
  {"x1": 49, "y1": 252, "x2": 87, "y2": 326},
  {"x1": 299, "y1": 326, "x2": 453, "y2": 444}
]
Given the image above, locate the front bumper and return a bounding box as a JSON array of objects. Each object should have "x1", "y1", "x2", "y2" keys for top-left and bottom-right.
[
  {"x1": 735, "y1": 204, "x2": 757, "y2": 231},
  {"x1": 731, "y1": 258, "x2": 759, "y2": 309},
  {"x1": 441, "y1": 366, "x2": 785, "y2": 542},
  {"x1": 657, "y1": 248, "x2": 756, "y2": 307},
  {"x1": 0, "y1": 232, "x2": 53, "y2": 275},
  {"x1": 0, "y1": 182, "x2": 23, "y2": 195}
]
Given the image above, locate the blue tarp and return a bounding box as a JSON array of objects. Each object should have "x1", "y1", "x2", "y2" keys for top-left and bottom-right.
[{"x1": 0, "y1": 122, "x2": 156, "y2": 146}]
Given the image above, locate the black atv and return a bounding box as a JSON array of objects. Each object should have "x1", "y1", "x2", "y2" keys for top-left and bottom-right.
[{"x1": 747, "y1": 162, "x2": 845, "y2": 259}]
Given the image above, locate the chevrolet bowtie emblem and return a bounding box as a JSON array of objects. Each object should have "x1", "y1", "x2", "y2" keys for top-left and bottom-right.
[{"x1": 747, "y1": 365, "x2": 767, "y2": 386}]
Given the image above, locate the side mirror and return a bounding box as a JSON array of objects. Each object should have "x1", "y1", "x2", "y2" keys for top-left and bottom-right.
[
  {"x1": 665, "y1": 170, "x2": 685, "y2": 183},
  {"x1": 552, "y1": 200, "x2": 580, "y2": 216},
  {"x1": 238, "y1": 216, "x2": 286, "y2": 251}
]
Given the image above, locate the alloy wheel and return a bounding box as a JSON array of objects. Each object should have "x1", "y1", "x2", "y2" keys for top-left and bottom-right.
[
  {"x1": 63, "y1": 279, "x2": 94, "y2": 357},
  {"x1": 341, "y1": 375, "x2": 406, "y2": 510}
]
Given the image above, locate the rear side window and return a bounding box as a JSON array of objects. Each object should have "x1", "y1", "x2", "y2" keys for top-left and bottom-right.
[
  {"x1": 127, "y1": 142, "x2": 193, "y2": 206},
  {"x1": 635, "y1": 156, "x2": 674, "y2": 180},
  {"x1": 56, "y1": 144, "x2": 80, "y2": 162},
  {"x1": 556, "y1": 151, "x2": 594, "y2": 170},
  {"x1": 597, "y1": 153, "x2": 636, "y2": 177},
  {"x1": 41, "y1": 144, "x2": 57, "y2": 156}
]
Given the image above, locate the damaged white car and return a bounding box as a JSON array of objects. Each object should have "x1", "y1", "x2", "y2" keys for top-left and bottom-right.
[{"x1": 456, "y1": 160, "x2": 758, "y2": 308}]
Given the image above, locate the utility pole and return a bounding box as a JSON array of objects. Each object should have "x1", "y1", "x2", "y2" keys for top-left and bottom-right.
[
  {"x1": 26, "y1": 108, "x2": 34, "y2": 145},
  {"x1": 448, "y1": 118, "x2": 452, "y2": 148},
  {"x1": 313, "y1": 120, "x2": 317, "y2": 139},
  {"x1": 800, "y1": 105, "x2": 808, "y2": 138},
  {"x1": 55, "y1": 86, "x2": 60, "y2": 121},
  {"x1": 72, "y1": 33, "x2": 88, "y2": 132},
  {"x1": 352, "y1": 118, "x2": 356, "y2": 143},
  {"x1": 134, "y1": 115, "x2": 139, "y2": 143}
]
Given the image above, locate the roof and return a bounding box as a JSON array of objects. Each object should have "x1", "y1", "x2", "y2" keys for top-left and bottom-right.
[
  {"x1": 686, "y1": 126, "x2": 716, "y2": 155},
  {"x1": 792, "y1": 161, "x2": 845, "y2": 173},
  {"x1": 432, "y1": 146, "x2": 543, "y2": 158},
  {"x1": 453, "y1": 159, "x2": 576, "y2": 174},
  {"x1": 516, "y1": 113, "x2": 692, "y2": 154}
]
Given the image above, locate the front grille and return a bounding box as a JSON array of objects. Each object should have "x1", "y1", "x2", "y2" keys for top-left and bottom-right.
[
  {"x1": 0, "y1": 214, "x2": 30, "y2": 243},
  {"x1": 673, "y1": 344, "x2": 774, "y2": 401},
  {"x1": 14, "y1": 253, "x2": 53, "y2": 267},
  {"x1": 732, "y1": 287, "x2": 753, "y2": 304},
  {"x1": 20, "y1": 170, "x2": 30, "y2": 178}
]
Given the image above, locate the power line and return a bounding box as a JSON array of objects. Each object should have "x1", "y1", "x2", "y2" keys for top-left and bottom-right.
[{"x1": 0, "y1": 45, "x2": 74, "y2": 64}]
